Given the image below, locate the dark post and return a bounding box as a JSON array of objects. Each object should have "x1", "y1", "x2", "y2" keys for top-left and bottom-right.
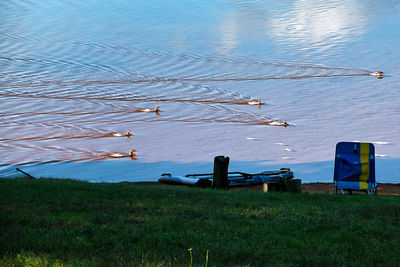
[
  {"x1": 213, "y1": 156, "x2": 229, "y2": 189},
  {"x1": 16, "y1": 168, "x2": 35, "y2": 179}
]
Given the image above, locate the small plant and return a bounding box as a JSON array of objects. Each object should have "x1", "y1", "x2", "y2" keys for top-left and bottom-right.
[
  {"x1": 187, "y1": 248, "x2": 209, "y2": 267},
  {"x1": 188, "y1": 248, "x2": 193, "y2": 267}
]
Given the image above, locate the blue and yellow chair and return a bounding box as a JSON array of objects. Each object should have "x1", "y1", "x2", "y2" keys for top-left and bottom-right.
[{"x1": 333, "y1": 142, "x2": 377, "y2": 195}]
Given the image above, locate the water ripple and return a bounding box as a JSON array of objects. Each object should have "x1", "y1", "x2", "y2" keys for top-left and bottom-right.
[{"x1": 0, "y1": 0, "x2": 386, "y2": 167}]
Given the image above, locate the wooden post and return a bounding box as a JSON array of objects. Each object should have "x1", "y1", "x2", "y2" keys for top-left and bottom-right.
[
  {"x1": 264, "y1": 179, "x2": 301, "y2": 193},
  {"x1": 263, "y1": 182, "x2": 281, "y2": 192},
  {"x1": 263, "y1": 183, "x2": 269, "y2": 192},
  {"x1": 285, "y1": 179, "x2": 302, "y2": 193},
  {"x1": 213, "y1": 156, "x2": 229, "y2": 189}
]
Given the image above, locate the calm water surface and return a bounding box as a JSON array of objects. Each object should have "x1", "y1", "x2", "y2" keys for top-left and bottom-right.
[{"x1": 1, "y1": 0, "x2": 400, "y2": 182}]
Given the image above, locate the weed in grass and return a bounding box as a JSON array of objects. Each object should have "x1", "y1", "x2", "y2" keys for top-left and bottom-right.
[
  {"x1": 188, "y1": 248, "x2": 193, "y2": 267},
  {"x1": 187, "y1": 248, "x2": 209, "y2": 267}
]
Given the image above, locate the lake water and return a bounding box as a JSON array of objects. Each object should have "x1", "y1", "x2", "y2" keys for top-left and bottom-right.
[{"x1": 1, "y1": 0, "x2": 400, "y2": 183}]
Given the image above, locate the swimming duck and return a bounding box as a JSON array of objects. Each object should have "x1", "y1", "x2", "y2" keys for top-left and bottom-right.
[
  {"x1": 269, "y1": 121, "x2": 289, "y2": 127},
  {"x1": 247, "y1": 99, "x2": 264, "y2": 105},
  {"x1": 112, "y1": 130, "x2": 132, "y2": 137},
  {"x1": 108, "y1": 149, "x2": 136, "y2": 158},
  {"x1": 369, "y1": 71, "x2": 383, "y2": 77},
  {"x1": 139, "y1": 106, "x2": 160, "y2": 112}
]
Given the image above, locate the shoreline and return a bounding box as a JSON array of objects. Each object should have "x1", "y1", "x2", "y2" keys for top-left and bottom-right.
[
  {"x1": 128, "y1": 181, "x2": 400, "y2": 196},
  {"x1": 5, "y1": 176, "x2": 400, "y2": 195}
]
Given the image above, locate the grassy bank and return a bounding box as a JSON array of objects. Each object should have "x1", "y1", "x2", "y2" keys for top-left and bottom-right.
[{"x1": 1, "y1": 178, "x2": 400, "y2": 266}]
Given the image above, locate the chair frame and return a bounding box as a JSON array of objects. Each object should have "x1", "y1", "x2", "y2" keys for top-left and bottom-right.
[{"x1": 333, "y1": 142, "x2": 377, "y2": 195}]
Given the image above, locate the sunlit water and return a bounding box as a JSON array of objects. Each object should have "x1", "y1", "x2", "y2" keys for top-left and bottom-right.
[{"x1": 1, "y1": 0, "x2": 400, "y2": 182}]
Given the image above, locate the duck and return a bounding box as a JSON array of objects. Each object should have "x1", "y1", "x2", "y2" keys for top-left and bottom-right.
[
  {"x1": 269, "y1": 121, "x2": 289, "y2": 127},
  {"x1": 247, "y1": 99, "x2": 264, "y2": 105},
  {"x1": 108, "y1": 149, "x2": 136, "y2": 158},
  {"x1": 139, "y1": 106, "x2": 160, "y2": 112},
  {"x1": 112, "y1": 130, "x2": 132, "y2": 137},
  {"x1": 369, "y1": 71, "x2": 383, "y2": 77}
]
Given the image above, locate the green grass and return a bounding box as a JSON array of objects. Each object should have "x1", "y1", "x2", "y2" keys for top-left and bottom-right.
[{"x1": 1, "y1": 178, "x2": 400, "y2": 266}]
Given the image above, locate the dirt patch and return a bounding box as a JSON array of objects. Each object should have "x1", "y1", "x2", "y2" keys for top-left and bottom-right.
[
  {"x1": 301, "y1": 182, "x2": 400, "y2": 195},
  {"x1": 240, "y1": 182, "x2": 400, "y2": 195}
]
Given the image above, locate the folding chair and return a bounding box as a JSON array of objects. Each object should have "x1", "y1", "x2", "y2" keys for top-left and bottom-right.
[{"x1": 333, "y1": 142, "x2": 377, "y2": 195}]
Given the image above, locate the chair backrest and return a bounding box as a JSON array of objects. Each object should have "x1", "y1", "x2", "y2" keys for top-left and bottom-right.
[{"x1": 334, "y1": 142, "x2": 375, "y2": 188}]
